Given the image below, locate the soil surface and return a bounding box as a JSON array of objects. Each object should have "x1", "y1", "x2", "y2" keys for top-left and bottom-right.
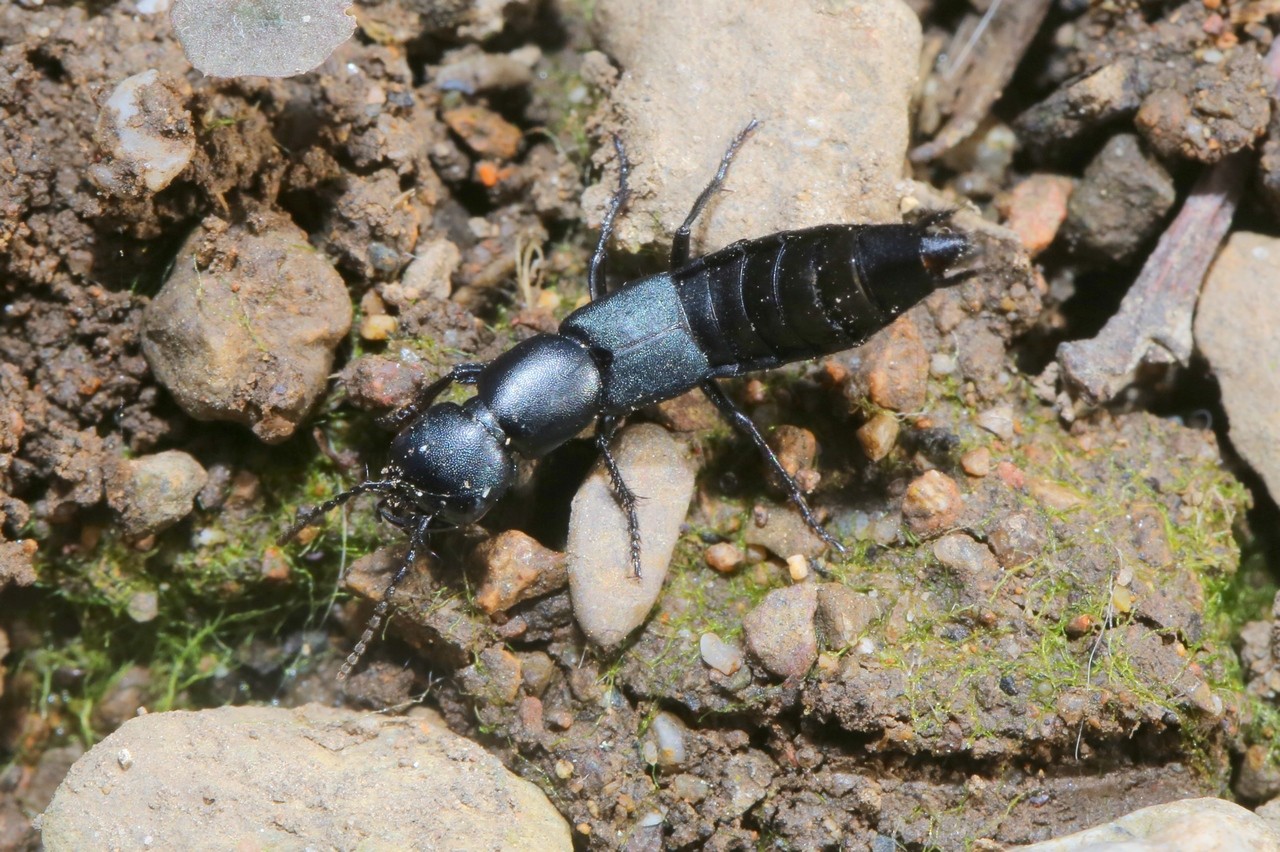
[{"x1": 3, "y1": 0, "x2": 1280, "y2": 849}]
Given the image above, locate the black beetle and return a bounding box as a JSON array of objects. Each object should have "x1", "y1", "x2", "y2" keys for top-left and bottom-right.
[{"x1": 282, "y1": 121, "x2": 970, "y2": 677}]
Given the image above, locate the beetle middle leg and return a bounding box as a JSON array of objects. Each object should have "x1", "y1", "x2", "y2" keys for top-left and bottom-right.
[
  {"x1": 595, "y1": 414, "x2": 644, "y2": 578},
  {"x1": 671, "y1": 119, "x2": 760, "y2": 268},
  {"x1": 699, "y1": 379, "x2": 846, "y2": 555}
]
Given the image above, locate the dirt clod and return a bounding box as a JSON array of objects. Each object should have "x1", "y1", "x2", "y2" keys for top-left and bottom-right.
[
  {"x1": 105, "y1": 450, "x2": 207, "y2": 538},
  {"x1": 142, "y1": 213, "x2": 352, "y2": 444}
]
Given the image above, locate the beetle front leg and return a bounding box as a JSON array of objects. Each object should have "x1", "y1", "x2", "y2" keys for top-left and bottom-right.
[
  {"x1": 596, "y1": 415, "x2": 644, "y2": 578},
  {"x1": 699, "y1": 378, "x2": 846, "y2": 555},
  {"x1": 378, "y1": 362, "x2": 485, "y2": 431}
]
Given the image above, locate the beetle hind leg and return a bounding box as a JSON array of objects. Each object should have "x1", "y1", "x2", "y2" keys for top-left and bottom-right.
[
  {"x1": 699, "y1": 379, "x2": 846, "y2": 555},
  {"x1": 596, "y1": 416, "x2": 644, "y2": 579}
]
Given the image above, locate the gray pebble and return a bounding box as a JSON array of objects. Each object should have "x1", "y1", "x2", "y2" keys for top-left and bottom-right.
[
  {"x1": 816, "y1": 584, "x2": 881, "y2": 650},
  {"x1": 568, "y1": 424, "x2": 696, "y2": 648},
  {"x1": 586, "y1": 0, "x2": 921, "y2": 253}
]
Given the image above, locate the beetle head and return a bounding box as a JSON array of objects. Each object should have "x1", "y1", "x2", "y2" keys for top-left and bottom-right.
[{"x1": 383, "y1": 401, "x2": 515, "y2": 526}]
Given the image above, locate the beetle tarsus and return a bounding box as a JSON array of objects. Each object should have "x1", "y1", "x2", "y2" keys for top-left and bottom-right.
[
  {"x1": 596, "y1": 416, "x2": 644, "y2": 579},
  {"x1": 700, "y1": 378, "x2": 847, "y2": 555}
]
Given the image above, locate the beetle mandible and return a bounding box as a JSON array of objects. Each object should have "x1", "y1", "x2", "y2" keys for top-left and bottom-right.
[{"x1": 281, "y1": 121, "x2": 971, "y2": 678}]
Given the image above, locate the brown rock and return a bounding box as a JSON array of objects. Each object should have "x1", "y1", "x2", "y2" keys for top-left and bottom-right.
[
  {"x1": 0, "y1": 539, "x2": 37, "y2": 592},
  {"x1": 816, "y1": 584, "x2": 880, "y2": 649},
  {"x1": 996, "y1": 173, "x2": 1073, "y2": 257},
  {"x1": 704, "y1": 542, "x2": 744, "y2": 573},
  {"x1": 770, "y1": 425, "x2": 818, "y2": 477},
  {"x1": 142, "y1": 214, "x2": 353, "y2": 444},
  {"x1": 857, "y1": 412, "x2": 900, "y2": 462},
  {"x1": 960, "y1": 447, "x2": 991, "y2": 477},
  {"x1": 850, "y1": 316, "x2": 929, "y2": 413},
  {"x1": 743, "y1": 503, "x2": 828, "y2": 559},
  {"x1": 987, "y1": 511, "x2": 1045, "y2": 567},
  {"x1": 473, "y1": 530, "x2": 567, "y2": 615},
  {"x1": 648, "y1": 389, "x2": 720, "y2": 433},
  {"x1": 443, "y1": 105, "x2": 523, "y2": 161},
  {"x1": 105, "y1": 451, "x2": 208, "y2": 538}
]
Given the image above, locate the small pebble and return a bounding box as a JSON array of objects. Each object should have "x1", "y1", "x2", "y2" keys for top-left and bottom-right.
[
  {"x1": 960, "y1": 447, "x2": 991, "y2": 477},
  {"x1": 360, "y1": 314, "x2": 398, "y2": 341},
  {"x1": 995, "y1": 173, "x2": 1074, "y2": 257},
  {"x1": 89, "y1": 69, "x2": 195, "y2": 196},
  {"x1": 901, "y1": 470, "x2": 962, "y2": 536},
  {"x1": 442, "y1": 105, "x2": 523, "y2": 160},
  {"x1": 704, "y1": 542, "x2": 744, "y2": 573},
  {"x1": 473, "y1": 530, "x2": 567, "y2": 615},
  {"x1": 117, "y1": 749, "x2": 133, "y2": 770},
  {"x1": 786, "y1": 554, "x2": 809, "y2": 581},
  {"x1": 1111, "y1": 585, "x2": 1134, "y2": 614},
  {"x1": 650, "y1": 712, "x2": 687, "y2": 768},
  {"x1": 743, "y1": 503, "x2": 828, "y2": 559},
  {"x1": 987, "y1": 512, "x2": 1046, "y2": 567},
  {"x1": 1026, "y1": 476, "x2": 1086, "y2": 511},
  {"x1": 771, "y1": 425, "x2": 818, "y2": 476},
  {"x1": 125, "y1": 589, "x2": 159, "y2": 623},
  {"x1": 554, "y1": 759, "x2": 575, "y2": 779},
  {"x1": 568, "y1": 425, "x2": 696, "y2": 648},
  {"x1": 816, "y1": 584, "x2": 880, "y2": 649},
  {"x1": 1065, "y1": 613, "x2": 1095, "y2": 638},
  {"x1": 976, "y1": 405, "x2": 1015, "y2": 441},
  {"x1": 929, "y1": 353, "x2": 957, "y2": 376},
  {"x1": 932, "y1": 533, "x2": 999, "y2": 575},
  {"x1": 670, "y1": 774, "x2": 710, "y2": 803},
  {"x1": 699, "y1": 632, "x2": 745, "y2": 676},
  {"x1": 857, "y1": 413, "x2": 899, "y2": 462},
  {"x1": 106, "y1": 450, "x2": 208, "y2": 538}
]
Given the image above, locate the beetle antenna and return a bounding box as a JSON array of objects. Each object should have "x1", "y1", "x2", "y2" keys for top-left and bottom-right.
[
  {"x1": 278, "y1": 479, "x2": 402, "y2": 545},
  {"x1": 338, "y1": 515, "x2": 435, "y2": 681}
]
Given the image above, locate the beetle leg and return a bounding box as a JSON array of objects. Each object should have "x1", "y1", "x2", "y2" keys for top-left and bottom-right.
[
  {"x1": 671, "y1": 119, "x2": 760, "y2": 269},
  {"x1": 596, "y1": 415, "x2": 643, "y2": 578},
  {"x1": 378, "y1": 362, "x2": 485, "y2": 431},
  {"x1": 279, "y1": 479, "x2": 404, "y2": 544},
  {"x1": 699, "y1": 379, "x2": 847, "y2": 555},
  {"x1": 588, "y1": 136, "x2": 632, "y2": 302},
  {"x1": 339, "y1": 513, "x2": 436, "y2": 681}
]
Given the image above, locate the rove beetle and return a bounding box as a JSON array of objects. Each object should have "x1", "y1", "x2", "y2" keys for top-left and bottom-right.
[{"x1": 282, "y1": 121, "x2": 971, "y2": 678}]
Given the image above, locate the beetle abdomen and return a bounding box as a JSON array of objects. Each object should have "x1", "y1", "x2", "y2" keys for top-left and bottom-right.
[{"x1": 674, "y1": 222, "x2": 965, "y2": 375}]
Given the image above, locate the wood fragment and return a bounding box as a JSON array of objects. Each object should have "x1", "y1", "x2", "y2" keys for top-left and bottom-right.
[
  {"x1": 909, "y1": 0, "x2": 1053, "y2": 163},
  {"x1": 1056, "y1": 38, "x2": 1280, "y2": 406}
]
